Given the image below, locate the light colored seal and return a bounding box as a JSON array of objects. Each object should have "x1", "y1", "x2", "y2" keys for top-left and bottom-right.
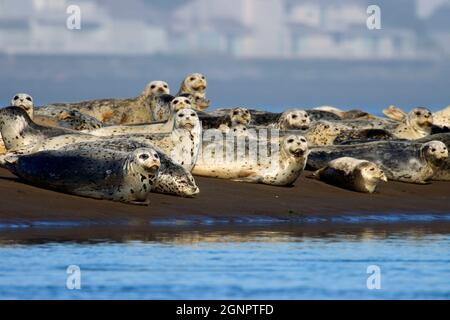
[
  {"x1": 384, "y1": 105, "x2": 450, "y2": 129},
  {"x1": 200, "y1": 107, "x2": 252, "y2": 131},
  {"x1": 272, "y1": 109, "x2": 311, "y2": 130},
  {"x1": 193, "y1": 134, "x2": 309, "y2": 186},
  {"x1": 10, "y1": 93, "x2": 104, "y2": 130},
  {"x1": 393, "y1": 107, "x2": 433, "y2": 140},
  {"x1": 88, "y1": 96, "x2": 193, "y2": 136},
  {"x1": 0, "y1": 147, "x2": 161, "y2": 205},
  {"x1": 1, "y1": 106, "x2": 202, "y2": 173},
  {"x1": 307, "y1": 140, "x2": 448, "y2": 184},
  {"x1": 417, "y1": 133, "x2": 450, "y2": 181},
  {"x1": 304, "y1": 121, "x2": 341, "y2": 146},
  {"x1": 124, "y1": 108, "x2": 202, "y2": 171},
  {"x1": 11, "y1": 93, "x2": 34, "y2": 118},
  {"x1": 238, "y1": 109, "x2": 311, "y2": 130},
  {"x1": 312, "y1": 157, "x2": 387, "y2": 193},
  {"x1": 177, "y1": 73, "x2": 210, "y2": 111},
  {"x1": 57, "y1": 140, "x2": 200, "y2": 198},
  {"x1": 0, "y1": 107, "x2": 84, "y2": 154},
  {"x1": 273, "y1": 121, "x2": 341, "y2": 146},
  {"x1": 36, "y1": 80, "x2": 170, "y2": 125}
]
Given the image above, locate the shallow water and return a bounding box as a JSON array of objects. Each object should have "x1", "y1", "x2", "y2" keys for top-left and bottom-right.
[{"x1": 0, "y1": 220, "x2": 449, "y2": 300}]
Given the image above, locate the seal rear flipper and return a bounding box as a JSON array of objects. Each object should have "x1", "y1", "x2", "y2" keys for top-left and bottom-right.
[
  {"x1": 383, "y1": 105, "x2": 407, "y2": 121},
  {"x1": 308, "y1": 168, "x2": 325, "y2": 180},
  {"x1": 0, "y1": 154, "x2": 19, "y2": 167}
]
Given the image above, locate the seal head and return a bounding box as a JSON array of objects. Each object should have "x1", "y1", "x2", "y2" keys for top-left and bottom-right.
[
  {"x1": 11, "y1": 93, "x2": 34, "y2": 119},
  {"x1": 278, "y1": 109, "x2": 311, "y2": 130}
]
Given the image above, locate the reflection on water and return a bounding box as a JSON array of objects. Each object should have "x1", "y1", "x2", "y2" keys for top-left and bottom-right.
[{"x1": 0, "y1": 223, "x2": 449, "y2": 299}]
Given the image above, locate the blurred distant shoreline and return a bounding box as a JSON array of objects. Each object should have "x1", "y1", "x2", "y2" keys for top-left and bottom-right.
[{"x1": 1, "y1": 53, "x2": 449, "y2": 114}]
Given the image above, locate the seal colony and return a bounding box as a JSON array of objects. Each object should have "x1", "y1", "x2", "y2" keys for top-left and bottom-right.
[{"x1": 1, "y1": 73, "x2": 449, "y2": 205}]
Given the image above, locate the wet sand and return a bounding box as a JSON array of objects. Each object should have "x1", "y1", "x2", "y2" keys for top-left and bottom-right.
[{"x1": 1, "y1": 168, "x2": 449, "y2": 226}]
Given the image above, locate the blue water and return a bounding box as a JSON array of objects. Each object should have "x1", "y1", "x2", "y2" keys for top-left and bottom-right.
[{"x1": 0, "y1": 223, "x2": 449, "y2": 299}]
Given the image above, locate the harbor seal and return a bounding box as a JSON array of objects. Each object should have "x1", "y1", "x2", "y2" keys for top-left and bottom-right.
[
  {"x1": 417, "y1": 133, "x2": 450, "y2": 181},
  {"x1": 0, "y1": 106, "x2": 85, "y2": 153},
  {"x1": 10, "y1": 93, "x2": 104, "y2": 130},
  {"x1": 177, "y1": 73, "x2": 210, "y2": 111},
  {"x1": 307, "y1": 140, "x2": 448, "y2": 184},
  {"x1": 1, "y1": 106, "x2": 202, "y2": 172},
  {"x1": 199, "y1": 107, "x2": 252, "y2": 131},
  {"x1": 57, "y1": 140, "x2": 200, "y2": 197},
  {"x1": 11, "y1": 93, "x2": 34, "y2": 118},
  {"x1": 244, "y1": 109, "x2": 311, "y2": 130},
  {"x1": 0, "y1": 147, "x2": 161, "y2": 205},
  {"x1": 122, "y1": 108, "x2": 202, "y2": 171},
  {"x1": 384, "y1": 105, "x2": 450, "y2": 130},
  {"x1": 36, "y1": 80, "x2": 170, "y2": 125},
  {"x1": 88, "y1": 96, "x2": 193, "y2": 136},
  {"x1": 193, "y1": 134, "x2": 309, "y2": 186},
  {"x1": 270, "y1": 121, "x2": 341, "y2": 146},
  {"x1": 393, "y1": 107, "x2": 433, "y2": 140},
  {"x1": 312, "y1": 157, "x2": 387, "y2": 193}
]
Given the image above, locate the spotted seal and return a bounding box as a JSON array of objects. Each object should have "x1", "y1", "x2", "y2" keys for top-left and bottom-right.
[
  {"x1": 57, "y1": 140, "x2": 200, "y2": 197},
  {"x1": 10, "y1": 93, "x2": 103, "y2": 130},
  {"x1": 0, "y1": 106, "x2": 85, "y2": 154},
  {"x1": 120, "y1": 108, "x2": 202, "y2": 171},
  {"x1": 198, "y1": 107, "x2": 252, "y2": 131},
  {"x1": 384, "y1": 105, "x2": 450, "y2": 131},
  {"x1": 392, "y1": 107, "x2": 433, "y2": 140},
  {"x1": 0, "y1": 147, "x2": 160, "y2": 205},
  {"x1": 193, "y1": 134, "x2": 309, "y2": 186},
  {"x1": 177, "y1": 73, "x2": 210, "y2": 111},
  {"x1": 307, "y1": 140, "x2": 448, "y2": 184},
  {"x1": 88, "y1": 96, "x2": 193, "y2": 136},
  {"x1": 312, "y1": 157, "x2": 387, "y2": 193},
  {"x1": 417, "y1": 133, "x2": 450, "y2": 181},
  {"x1": 11, "y1": 93, "x2": 34, "y2": 118},
  {"x1": 36, "y1": 80, "x2": 170, "y2": 125}
]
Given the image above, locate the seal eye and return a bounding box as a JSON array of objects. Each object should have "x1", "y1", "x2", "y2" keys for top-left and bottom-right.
[
  {"x1": 370, "y1": 167, "x2": 375, "y2": 171},
  {"x1": 287, "y1": 139, "x2": 294, "y2": 143},
  {"x1": 190, "y1": 77, "x2": 195, "y2": 81},
  {"x1": 163, "y1": 84, "x2": 168, "y2": 88},
  {"x1": 151, "y1": 85, "x2": 156, "y2": 89},
  {"x1": 139, "y1": 154, "x2": 149, "y2": 160},
  {"x1": 173, "y1": 100, "x2": 179, "y2": 104},
  {"x1": 178, "y1": 113, "x2": 184, "y2": 118},
  {"x1": 13, "y1": 96, "x2": 19, "y2": 100},
  {"x1": 300, "y1": 138, "x2": 306, "y2": 142},
  {"x1": 415, "y1": 111, "x2": 421, "y2": 116},
  {"x1": 186, "y1": 100, "x2": 191, "y2": 104},
  {"x1": 243, "y1": 128, "x2": 247, "y2": 131},
  {"x1": 324, "y1": 125, "x2": 330, "y2": 129},
  {"x1": 26, "y1": 96, "x2": 32, "y2": 101},
  {"x1": 432, "y1": 148, "x2": 436, "y2": 152},
  {"x1": 292, "y1": 115, "x2": 298, "y2": 119},
  {"x1": 201, "y1": 76, "x2": 205, "y2": 79},
  {"x1": 233, "y1": 128, "x2": 237, "y2": 132},
  {"x1": 153, "y1": 153, "x2": 159, "y2": 158}
]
